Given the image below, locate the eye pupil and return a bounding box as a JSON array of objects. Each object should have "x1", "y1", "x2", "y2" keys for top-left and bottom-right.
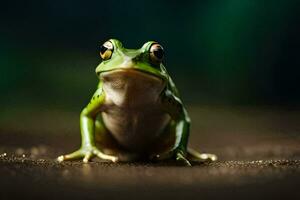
[
  {"x1": 153, "y1": 48, "x2": 164, "y2": 59},
  {"x1": 99, "y1": 41, "x2": 114, "y2": 60},
  {"x1": 149, "y1": 43, "x2": 164, "y2": 64},
  {"x1": 100, "y1": 45, "x2": 108, "y2": 55}
]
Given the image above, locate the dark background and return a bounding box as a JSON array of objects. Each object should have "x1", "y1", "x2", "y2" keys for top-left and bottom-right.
[
  {"x1": 1, "y1": 0, "x2": 300, "y2": 114},
  {"x1": 1, "y1": 1, "x2": 300, "y2": 199}
]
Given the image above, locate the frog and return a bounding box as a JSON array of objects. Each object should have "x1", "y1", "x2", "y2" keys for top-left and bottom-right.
[{"x1": 57, "y1": 39, "x2": 217, "y2": 166}]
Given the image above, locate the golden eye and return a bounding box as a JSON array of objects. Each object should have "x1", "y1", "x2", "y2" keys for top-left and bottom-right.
[
  {"x1": 100, "y1": 41, "x2": 114, "y2": 60},
  {"x1": 149, "y1": 43, "x2": 164, "y2": 63}
]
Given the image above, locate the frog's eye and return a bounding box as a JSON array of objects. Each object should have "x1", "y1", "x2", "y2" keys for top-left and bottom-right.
[
  {"x1": 100, "y1": 41, "x2": 114, "y2": 60},
  {"x1": 149, "y1": 43, "x2": 164, "y2": 63}
]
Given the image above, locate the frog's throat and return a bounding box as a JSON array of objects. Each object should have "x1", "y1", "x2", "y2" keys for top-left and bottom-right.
[{"x1": 99, "y1": 68, "x2": 167, "y2": 108}]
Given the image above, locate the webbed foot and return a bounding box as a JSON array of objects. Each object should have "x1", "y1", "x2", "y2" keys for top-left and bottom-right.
[{"x1": 57, "y1": 146, "x2": 118, "y2": 163}]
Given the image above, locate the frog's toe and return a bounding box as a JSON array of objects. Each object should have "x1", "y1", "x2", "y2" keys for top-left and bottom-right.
[
  {"x1": 93, "y1": 149, "x2": 118, "y2": 162},
  {"x1": 83, "y1": 152, "x2": 93, "y2": 163},
  {"x1": 57, "y1": 155, "x2": 65, "y2": 162},
  {"x1": 57, "y1": 149, "x2": 84, "y2": 162},
  {"x1": 199, "y1": 153, "x2": 217, "y2": 162},
  {"x1": 187, "y1": 148, "x2": 217, "y2": 162},
  {"x1": 175, "y1": 152, "x2": 192, "y2": 166}
]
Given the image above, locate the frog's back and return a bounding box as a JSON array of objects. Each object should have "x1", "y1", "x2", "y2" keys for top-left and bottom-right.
[{"x1": 100, "y1": 69, "x2": 170, "y2": 151}]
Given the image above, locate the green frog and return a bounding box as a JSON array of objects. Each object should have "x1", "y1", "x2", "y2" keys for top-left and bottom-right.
[{"x1": 57, "y1": 39, "x2": 217, "y2": 166}]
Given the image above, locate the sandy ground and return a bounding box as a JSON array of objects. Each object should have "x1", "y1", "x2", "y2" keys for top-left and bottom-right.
[{"x1": 0, "y1": 106, "x2": 299, "y2": 199}]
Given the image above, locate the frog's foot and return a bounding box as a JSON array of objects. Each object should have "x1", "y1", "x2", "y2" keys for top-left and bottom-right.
[
  {"x1": 187, "y1": 148, "x2": 217, "y2": 162},
  {"x1": 175, "y1": 150, "x2": 191, "y2": 166},
  {"x1": 149, "y1": 149, "x2": 191, "y2": 166},
  {"x1": 57, "y1": 146, "x2": 118, "y2": 163}
]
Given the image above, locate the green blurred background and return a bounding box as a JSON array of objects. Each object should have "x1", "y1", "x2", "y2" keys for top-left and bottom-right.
[{"x1": 1, "y1": 0, "x2": 300, "y2": 118}]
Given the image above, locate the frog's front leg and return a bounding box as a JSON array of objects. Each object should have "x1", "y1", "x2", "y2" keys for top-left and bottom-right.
[
  {"x1": 57, "y1": 86, "x2": 118, "y2": 163},
  {"x1": 160, "y1": 91, "x2": 192, "y2": 166}
]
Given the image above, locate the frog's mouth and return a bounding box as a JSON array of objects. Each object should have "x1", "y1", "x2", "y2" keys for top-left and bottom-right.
[
  {"x1": 100, "y1": 68, "x2": 165, "y2": 85},
  {"x1": 97, "y1": 68, "x2": 166, "y2": 81}
]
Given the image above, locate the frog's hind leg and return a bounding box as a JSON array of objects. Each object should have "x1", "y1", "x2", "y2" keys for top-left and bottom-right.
[{"x1": 187, "y1": 148, "x2": 217, "y2": 162}]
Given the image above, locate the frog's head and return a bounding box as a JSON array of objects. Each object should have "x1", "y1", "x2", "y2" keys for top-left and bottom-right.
[{"x1": 95, "y1": 39, "x2": 169, "y2": 83}]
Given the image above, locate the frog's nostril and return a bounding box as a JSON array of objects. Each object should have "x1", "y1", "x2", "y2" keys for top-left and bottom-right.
[{"x1": 96, "y1": 72, "x2": 100, "y2": 76}]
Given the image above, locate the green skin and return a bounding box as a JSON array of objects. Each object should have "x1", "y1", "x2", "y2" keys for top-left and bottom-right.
[{"x1": 57, "y1": 39, "x2": 217, "y2": 166}]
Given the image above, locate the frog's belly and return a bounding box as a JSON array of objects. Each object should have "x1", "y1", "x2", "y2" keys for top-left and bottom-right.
[
  {"x1": 102, "y1": 108, "x2": 170, "y2": 151},
  {"x1": 100, "y1": 69, "x2": 170, "y2": 151}
]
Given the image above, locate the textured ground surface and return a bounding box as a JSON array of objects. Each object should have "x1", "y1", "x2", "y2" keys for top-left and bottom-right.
[{"x1": 0, "y1": 106, "x2": 299, "y2": 200}]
